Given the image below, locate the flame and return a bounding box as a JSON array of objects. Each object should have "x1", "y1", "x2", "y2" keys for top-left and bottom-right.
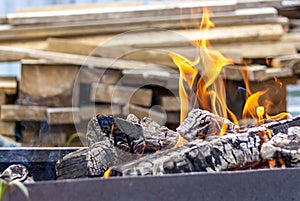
[
  {"x1": 169, "y1": 7, "x2": 233, "y2": 129},
  {"x1": 103, "y1": 167, "x2": 111, "y2": 179},
  {"x1": 242, "y1": 90, "x2": 267, "y2": 123},
  {"x1": 256, "y1": 106, "x2": 265, "y2": 123},
  {"x1": 240, "y1": 68, "x2": 290, "y2": 124},
  {"x1": 170, "y1": 7, "x2": 291, "y2": 138}
]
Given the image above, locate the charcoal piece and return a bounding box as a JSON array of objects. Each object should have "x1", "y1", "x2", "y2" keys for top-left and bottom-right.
[
  {"x1": 260, "y1": 126, "x2": 300, "y2": 167},
  {"x1": 86, "y1": 115, "x2": 145, "y2": 154},
  {"x1": 140, "y1": 117, "x2": 182, "y2": 152},
  {"x1": 55, "y1": 140, "x2": 136, "y2": 179},
  {"x1": 113, "y1": 117, "x2": 145, "y2": 154},
  {"x1": 109, "y1": 133, "x2": 261, "y2": 177},
  {"x1": 126, "y1": 114, "x2": 140, "y2": 124},
  {"x1": 0, "y1": 164, "x2": 29, "y2": 182},
  {"x1": 86, "y1": 116, "x2": 109, "y2": 146},
  {"x1": 177, "y1": 109, "x2": 239, "y2": 141},
  {"x1": 87, "y1": 114, "x2": 181, "y2": 153}
]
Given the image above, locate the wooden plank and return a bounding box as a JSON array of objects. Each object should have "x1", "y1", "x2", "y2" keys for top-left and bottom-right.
[
  {"x1": 98, "y1": 24, "x2": 284, "y2": 47},
  {"x1": 95, "y1": 45, "x2": 244, "y2": 66},
  {"x1": 265, "y1": 68, "x2": 293, "y2": 79},
  {"x1": 19, "y1": 60, "x2": 79, "y2": 107},
  {"x1": 0, "y1": 23, "x2": 298, "y2": 54},
  {"x1": 55, "y1": 32, "x2": 300, "y2": 59},
  {"x1": 36, "y1": 7, "x2": 283, "y2": 29},
  {"x1": 121, "y1": 67, "x2": 179, "y2": 89},
  {"x1": 90, "y1": 83, "x2": 153, "y2": 107},
  {"x1": 0, "y1": 21, "x2": 284, "y2": 42},
  {"x1": 222, "y1": 65, "x2": 267, "y2": 81},
  {"x1": 46, "y1": 38, "x2": 96, "y2": 56},
  {"x1": 6, "y1": 7, "x2": 285, "y2": 37},
  {"x1": 79, "y1": 105, "x2": 122, "y2": 120},
  {"x1": 79, "y1": 67, "x2": 122, "y2": 85},
  {"x1": 236, "y1": 0, "x2": 282, "y2": 9},
  {"x1": 0, "y1": 105, "x2": 47, "y2": 121},
  {"x1": 41, "y1": 38, "x2": 242, "y2": 66},
  {"x1": 0, "y1": 121, "x2": 15, "y2": 136},
  {"x1": 7, "y1": 1, "x2": 236, "y2": 25},
  {"x1": 159, "y1": 96, "x2": 180, "y2": 112},
  {"x1": 214, "y1": 41, "x2": 297, "y2": 58},
  {"x1": 271, "y1": 54, "x2": 300, "y2": 68},
  {"x1": 0, "y1": 46, "x2": 164, "y2": 70},
  {"x1": 46, "y1": 107, "x2": 80, "y2": 125},
  {"x1": 0, "y1": 77, "x2": 17, "y2": 95},
  {"x1": 16, "y1": 1, "x2": 143, "y2": 13},
  {"x1": 0, "y1": 39, "x2": 47, "y2": 51}
]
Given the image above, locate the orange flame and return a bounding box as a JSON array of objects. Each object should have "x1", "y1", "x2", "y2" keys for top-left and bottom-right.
[
  {"x1": 170, "y1": 7, "x2": 291, "y2": 137},
  {"x1": 256, "y1": 106, "x2": 265, "y2": 124},
  {"x1": 170, "y1": 7, "x2": 233, "y2": 130},
  {"x1": 103, "y1": 167, "x2": 111, "y2": 179},
  {"x1": 242, "y1": 90, "x2": 267, "y2": 122}
]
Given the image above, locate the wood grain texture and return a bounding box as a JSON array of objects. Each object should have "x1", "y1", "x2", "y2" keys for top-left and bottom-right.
[{"x1": 0, "y1": 105, "x2": 47, "y2": 121}]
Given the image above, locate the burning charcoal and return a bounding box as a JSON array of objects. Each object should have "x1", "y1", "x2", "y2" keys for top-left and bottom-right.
[
  {"x1": 86, "y1": 114, "x2": 145, "y2": 155},
  {"x1": 177, "y1": 109, "x2": 239, "y2": 141},
  {"x1": 87, "y1": 114, "x2": 181, "y2": 154},
  {"x1": 140, "y1": 117, "x2": 182, "y2": 152},
  {"x1": 56, "y1": 114, "x2": 183, "y2": 179},
  {"x1": 108, "y1": 116, "x2": 300, "y2": 177},
  {"x1": 56, "y1": 114, "x2": 300, "y2": 179},
  {"x1": 109, "y1": 133, "x2": 261, "y2": 177},
  {"x1": 56, "y1": 140, "x2": 136, "y2": 179},
  {"x1": 260, "y1": 126, "x2": 300, "y2": 167},
  {"x1": 86, "y1": 116, "x2": 109, "y2": 146},
  {"x1": 0, "y1": 164, "x2": 30, "y2": 182}
]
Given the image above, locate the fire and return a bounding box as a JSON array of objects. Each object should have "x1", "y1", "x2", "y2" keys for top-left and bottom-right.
[
  {"x1": 103, "y1": 167, "x2": 111, "y2": 179},
  {"x1": 169, "y1": 7, "x2": 233, "y2": 131},
  {"x1": 242, "y1": 90, "x2": 267, "y2": 123},
  {"x1": 256, "y1": 106, "x2": 265, "y2": 123},
  {"x1": 170, "y1": 7, "x2": 291, "y2": 137}
]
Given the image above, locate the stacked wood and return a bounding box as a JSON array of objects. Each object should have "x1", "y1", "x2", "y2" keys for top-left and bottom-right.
[
  {"x1": 0, "y1": 77, "x2": 18, "y2": 146},
  {"x1": 0, "y1": 0, "x2": 299, "y2": 147}
]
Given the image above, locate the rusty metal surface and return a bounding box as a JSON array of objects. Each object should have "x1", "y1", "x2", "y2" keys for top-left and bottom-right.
[
  {"x1": 0, "y1": 147, "x2": 80, "y2": 180},
  {"x1": 5, "y1": 168, "x2": 300, "y2": 201}
]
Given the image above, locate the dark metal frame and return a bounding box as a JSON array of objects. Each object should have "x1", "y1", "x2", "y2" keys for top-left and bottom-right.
[{"x1": 4, "y1": 168, "x2": 300, "y2": 201}]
